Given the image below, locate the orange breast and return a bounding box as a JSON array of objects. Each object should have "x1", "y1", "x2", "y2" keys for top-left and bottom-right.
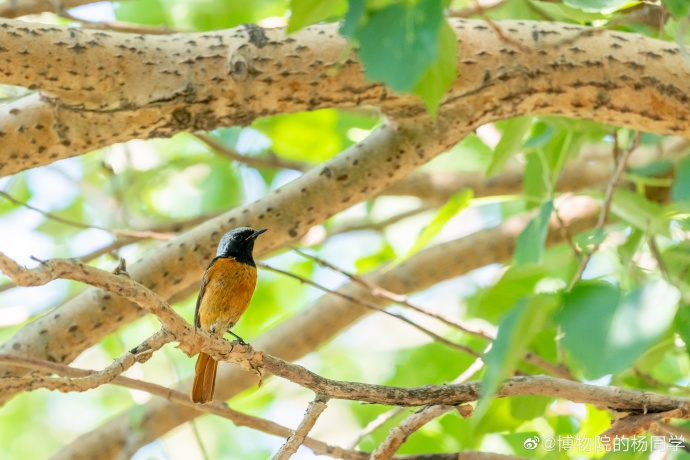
[{"x1": 197, "y1": 258, "x2": 258, "y2": 336}]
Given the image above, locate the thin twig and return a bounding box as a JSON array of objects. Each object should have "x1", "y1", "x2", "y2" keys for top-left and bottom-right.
[
  {"x1": 272, "y1": 395, "x2": 330, "y2": 460},
  {"x1": 327, "y1": 206, "x2": 432, "y2": 237},
  {"x1": 371, "y1": 405, "x2": 473, "y2": 460},
  {"x1": 524, "y1": 352, "x2": 574, "y2": 381},
  {"x1": 648, "y1": 236, "x2": 671, "y2": 282},
  {"x1": 258, "y1": 262, "x2": 482, "y2": 358},
  {"x1": 347, "y1": 408, "x2": 406, "y2": 449},
  {"x1": 288, "y1": 247, "x2": 495, "y2": 340},
  {"x1": 553, "y1": 203, "x2": 582, "y2": 261},
  {"x1": 0, "y1": 329, "x2": 170, "y2": 393},
  {"x1": 0, "y1": 190, "x2": 175, "y2": 241},
  {"x1": 569, "y1": 132, "x2": 642, "y2": 289},
  {"x1": 194, "y1": 133, "x2": 310, "y2": 172},
  {"x1": 634, "y1": 368, "x2": 690, "y2": 395}
]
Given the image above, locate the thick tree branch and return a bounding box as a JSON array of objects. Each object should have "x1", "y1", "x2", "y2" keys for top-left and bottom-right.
[{"x1": 2, "y1": 20, "x2": 690, "y2": 176}]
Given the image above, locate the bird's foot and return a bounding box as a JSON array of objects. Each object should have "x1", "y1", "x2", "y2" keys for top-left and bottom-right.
[{"x1": 227, "y1": 331, "x2": 247, "y2": 346}]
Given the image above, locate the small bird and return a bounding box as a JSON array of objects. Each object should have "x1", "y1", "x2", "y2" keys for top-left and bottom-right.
[{"x1": 191, "y1": 226, "x2": 267, "y2": 404}]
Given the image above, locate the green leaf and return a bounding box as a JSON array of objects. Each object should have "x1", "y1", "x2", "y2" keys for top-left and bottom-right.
[
  {"x1": 486, "y1": 117, "x2": 532, "y2": 176},
  {"x1": 473, "y1": 399, "x2": 523, "y2": 436},
  {"x1": 610, "y1": 189, "x2": 670, "y2": 236},
  {"x1": 400, "y1": 189, "x2": 473, "y2": 262},
  {"x1": 617, "y1": 227, "x2": 644, "y2": 268},
  {"x1": 198, "y1": 157, "x2": 243, "y2": 213},
  {"x1": 340, "y1": 0, "x2": 365, "y2": 37},
  {"x1": 546, "y1": 129, "x2": 584, "y2": 179},
  {"x1": 475, "y1": 244, "x2": 577, "y2": 323},
  {"x1": 36, "y1": 198, "x2": 85, "y2": 241},
  {"x1": 563, "y1": 0, "x2": 640, "y2": 14},
  {"x1": 412, "y1": 21, "x2": 458, "y2": 116},
  {"x1": 674, "y1": 306, "x2": 690, "y2": 358},
  {"x1": 523, "y1": 152, "x2": 547, "y2": 204},
  {"x1": 629, "y1": 159, "x2": 673, "y2": 178},
  {"x1": 672, "y1": 156, "x2": 690, "y2": 203},
  {"x1": 478, "y1": 294, "x2": 556, "y2": 417},
  {"x1": 252, "y1": 108, "x2": 376, "y2": 162},
  {"x1": 509, "y1": 396, "x2": 553, "y2": 421},
  {"x1": 288, "y1": 0, "x2": 346, "y2": 33},
  {"x1": 557, "y1": 280, "x2": 679, "y2": 379},
  {"x1": 523, "y1": 123, "x2": 555, "y2": 149},
  {"x1": 513, "y1": 200, "x2": 554, "y2": 267},
  {"x1": 115, "y1": 0, "x2": 169, "y2": 26},
  {"x1": 663, "y1": 0, "x2": 690, "y2": 17},
  {"x1": 0, "y1": 175, "x2": 30, "y2": 214},
  {"x1": 578, "y1": 405, "x2": 612, "y2": 440},
  {"x1": 356, "y1": 0, "x2": 444, "y2": 92},
  {"x1": 354, "y1": 243, "x2": 396, "y2": 273},
  {"x1": 441, "y1": 134, "x2": 492, "y2": 172}
]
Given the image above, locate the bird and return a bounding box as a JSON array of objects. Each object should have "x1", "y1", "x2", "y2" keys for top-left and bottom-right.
[{"x1": 191, "y1": 226, "x2": 267, "y2": 404}]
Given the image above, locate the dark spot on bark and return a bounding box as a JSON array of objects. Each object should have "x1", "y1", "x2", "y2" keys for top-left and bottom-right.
[
  {"x1": 245, "y1": 24, "x2": 268, "y2": 48},
  {"x1": 320, "y1": 167, "x2": 332, "y2": 178},
  {"x1": 12, "y1": 343, "x2": 20, "y2": 350},
  {"x1": 68, "y1": 325, "x2": 78, "y2": 333}
]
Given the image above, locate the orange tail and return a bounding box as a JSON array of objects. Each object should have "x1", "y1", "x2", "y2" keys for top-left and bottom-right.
[{"x1": 191, "y1": 352, "x2": 218, "y2": 404}]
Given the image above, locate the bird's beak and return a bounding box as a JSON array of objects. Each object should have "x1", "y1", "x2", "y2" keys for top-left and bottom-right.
[{"x1": 247, "y1": 228, "x2": 268, "y2": 240}]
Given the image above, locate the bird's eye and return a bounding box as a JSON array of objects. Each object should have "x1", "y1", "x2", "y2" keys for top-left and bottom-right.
[{"x1": 232, "y1": 234, "x2": 242, "y2": 241}]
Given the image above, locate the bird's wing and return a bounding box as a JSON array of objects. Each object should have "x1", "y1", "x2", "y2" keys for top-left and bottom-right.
[{"x1": 194, "y1": 257, "x2": 220, "y2": 330}]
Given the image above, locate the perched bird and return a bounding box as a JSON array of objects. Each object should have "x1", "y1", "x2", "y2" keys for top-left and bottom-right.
[{"x1": 191, "y1": 227, "x2": 267, "y2": 404}]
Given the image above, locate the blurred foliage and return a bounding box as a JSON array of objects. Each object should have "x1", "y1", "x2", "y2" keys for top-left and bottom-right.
[{"x1": 3, "y1": 0, "x2": 690, "y2": 459}]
